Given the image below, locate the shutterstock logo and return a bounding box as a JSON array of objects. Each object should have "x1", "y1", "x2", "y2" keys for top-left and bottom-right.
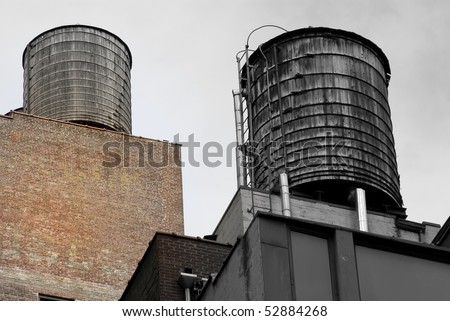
[
  {"x1": 102, "y1": 135, "x2": 181, "y2": 168},
  {"x1": 101, "y1": 132, "x2": 349, "y2": 169}
]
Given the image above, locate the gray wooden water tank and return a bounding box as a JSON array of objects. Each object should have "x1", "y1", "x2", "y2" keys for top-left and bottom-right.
[
  {"x1": 22, "y1": 25, "x2": 132, "y2": 134},
  {"x1": 244, "y1": 27, "x2": 402, "y2": 208}
]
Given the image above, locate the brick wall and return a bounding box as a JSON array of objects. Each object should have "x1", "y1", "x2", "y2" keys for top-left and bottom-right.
[
  {"x1": 0, "y1": 112, "x2": 184, "y2": 300},
  {"x1": 121, "y1": 233, "x2": 231, "y2": 300}
]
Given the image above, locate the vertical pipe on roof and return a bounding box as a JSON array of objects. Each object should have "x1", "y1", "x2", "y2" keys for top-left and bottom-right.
[
  {"x1": 356, "y1": 188, "x2": 369, "y2": 232},
  {"x1": 280, "y1": 172, "x2": 291, "y2": 217},
  {"x1": 184, "y1": 288, "x2": 191, "y2": 301}
]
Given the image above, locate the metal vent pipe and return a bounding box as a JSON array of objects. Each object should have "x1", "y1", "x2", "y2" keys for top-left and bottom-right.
[
  {"x1": 356, "y1": 188, "x2": 368, "y2": 232},
  {"x1": 280, "y1": 172, "x2": 291, "y2": 217}
]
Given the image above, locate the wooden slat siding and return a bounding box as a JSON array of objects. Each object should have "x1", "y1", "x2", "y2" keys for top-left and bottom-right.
[
  {"x1": 23, "y1": 26, "x2": 132, "y2": 134},
  {"x1": 247, "y1": 29, "x2": 402, "y2": 207}
]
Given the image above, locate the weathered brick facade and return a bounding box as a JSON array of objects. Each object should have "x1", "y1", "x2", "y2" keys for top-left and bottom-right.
[
  {"x1": 121, "y1": 233, "x2": 231, "y2": 301},
  {"x1": 0, "y1": 112, "x2": 184, "y2": 300}
]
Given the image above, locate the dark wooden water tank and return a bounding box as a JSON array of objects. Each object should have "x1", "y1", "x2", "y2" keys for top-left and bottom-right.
[
  {"x1": 244, "y1": 27, "x2": 402, "y2": 208},
  {"x1": 22, "y1": 25, "x2": 132, "y2": 133}
]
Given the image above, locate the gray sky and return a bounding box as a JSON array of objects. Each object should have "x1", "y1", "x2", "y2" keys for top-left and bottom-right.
[{"x1": 1, "y1": 0, "x2": 449, "y2": 237}]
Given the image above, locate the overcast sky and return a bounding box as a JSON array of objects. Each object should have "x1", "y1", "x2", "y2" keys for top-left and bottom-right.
[{"x1": 1, "y1": 0, "x2": 449, "y2": 237}]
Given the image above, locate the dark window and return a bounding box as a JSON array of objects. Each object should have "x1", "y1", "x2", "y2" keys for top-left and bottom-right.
[
  {"x1": 290, "y1": 231, "x2": 333, "y2": 300},
  {"x1": 38, "y1": 294, "x2": 74, "y2": 301}
]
